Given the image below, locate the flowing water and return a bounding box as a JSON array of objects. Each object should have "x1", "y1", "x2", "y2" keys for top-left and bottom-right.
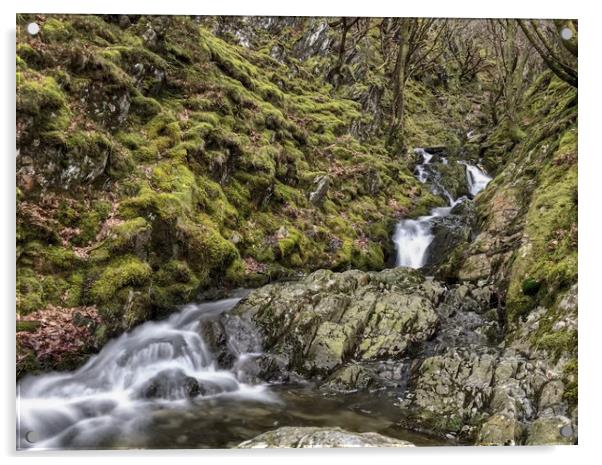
[
  {"x1": 393, "y1": 148, "x2": 492, "y2": 268},
  {"x1": 16, "y1": 291, "x2": 274, "y2": 450},
  {"x1": 463, "y1": 162, "x2": 493, "y2": 197},
  {"x1": 17, "y1": 291, "x2": 446, "y2": 450},
  {"x1": 16, "y1": 146, "x2": 492, "y2": 450}
]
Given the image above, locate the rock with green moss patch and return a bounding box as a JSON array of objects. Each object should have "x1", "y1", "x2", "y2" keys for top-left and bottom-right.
[
  {"x1": 90, "y1": 255, "x2": 152, "y2": 303},
  {"x1": 222, "y1": 267, "x2": 438, "y2": 379}
]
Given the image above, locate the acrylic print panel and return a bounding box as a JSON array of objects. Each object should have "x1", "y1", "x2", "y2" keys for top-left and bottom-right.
[{"x1": 15, "y1": 14, "x2": 578, "y2": 450}]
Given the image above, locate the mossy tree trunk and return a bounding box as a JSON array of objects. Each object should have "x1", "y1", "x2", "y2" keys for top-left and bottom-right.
[
  {"x1": 386, "y1": 18, "x2": 445, "y2": 155},
  {"x1": 388, "y1": 19, "x2": 411, "y2": 154},
  {"x1": 518, "y1": 19, "x2": 577, "y2": 88}
]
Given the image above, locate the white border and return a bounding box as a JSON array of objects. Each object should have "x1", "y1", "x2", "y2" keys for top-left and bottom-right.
[{"x1": 2, "y1": 1, "x2": 600, "y2": 464}]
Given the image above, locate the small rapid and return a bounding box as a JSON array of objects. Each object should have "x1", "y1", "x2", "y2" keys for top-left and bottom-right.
[
  {"x1": 393, "y1": 148, "x2": 491, "y2": 268},
  {"x1": 16, "y1": 291, "x2": 277, "y2": 450},
  {"x1": 464, "y1": 162, "x2": 493, "y2": 197}
]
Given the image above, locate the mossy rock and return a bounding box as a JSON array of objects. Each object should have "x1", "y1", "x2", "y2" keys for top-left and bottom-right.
[{"x1": 90, "y1": 255, "x2": 152, "y2": 303}]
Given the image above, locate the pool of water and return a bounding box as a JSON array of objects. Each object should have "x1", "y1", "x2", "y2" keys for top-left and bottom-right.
[{"x1": 68, "y1": 385, "x2": 451, "y2": 449}]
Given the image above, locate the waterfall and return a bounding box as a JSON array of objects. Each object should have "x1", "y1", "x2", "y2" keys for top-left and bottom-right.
[
  {"x1": 16, "y1": 292, "x2": 276, "y2": 450},
  {"x1": 463, "y1": 163, "x2": 492, "y2": 197},
  {"x1": 393, "y1": 218, "x2": 434, "y2": 269},
  {"x1": 393, "y1": 149, "x2": 492, "y2": 269}
]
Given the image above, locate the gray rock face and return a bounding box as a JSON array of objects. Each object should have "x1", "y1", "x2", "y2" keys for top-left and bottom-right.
[
  {"x1": 425, "y1": 201, "x2": 477, "y2": 272},
  {"x1": 237, "y1": 427, "x2": 415, "y2": 448},
  {"x1": 210, "y1": 267, "x2": 576, "y2": 446},
  {"x1": 436, "y1": 162, "x2": 471, "y2": 200},
  {"x1": 309, "y1": 175, "x2": 330, "y2": 206},
  {"x1": 221, "y1": 268, "x2": 439, "y2": 380}
]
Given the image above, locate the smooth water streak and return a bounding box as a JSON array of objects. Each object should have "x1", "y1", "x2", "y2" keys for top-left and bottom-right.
[{"x1": 16, "y1": 292, "x2": 277, "y2": 450}]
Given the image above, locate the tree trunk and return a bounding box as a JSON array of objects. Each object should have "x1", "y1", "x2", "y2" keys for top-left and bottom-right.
[{"x1": 388, "y1": 20, "x2": 410, "y2": 153}]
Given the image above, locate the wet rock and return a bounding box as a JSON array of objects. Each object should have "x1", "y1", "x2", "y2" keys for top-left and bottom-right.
[
  {"x1": 136, "y1": 369, "x2": 203, "y2": 400},
  {"x1": 322, "y1": 363, "x2": 375, "y2": 391},
  {"x1": 212, "y1": 267, "x2": 574, "y2": 446},
  {"x1": 224, "y1": 268, "x2": 438, "y2": 380},
  {"x1": 237, "y1": 426, "x2": 415, "y2": 448},
  {"x1": 425, "y1": 205, "x2": 476, "y2": 271},
  {"x1": 322, "y1": 360, "x2": 410, "y2": 392},
  {"x1": 436, "y1": 162, "x2": 471, "y2": 200}
]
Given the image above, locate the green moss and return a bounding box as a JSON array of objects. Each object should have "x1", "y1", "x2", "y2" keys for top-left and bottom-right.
[
  {"x1": 90, "y1": 256, "x2": 152, "y2": 303},
  {"x1": 277, "y1": 227, "x2": 302, "y2": 258},
  {"x1": 176, "y1": 218, "x2": 239, "y2": 280},
  {"x1": 120, "y1": 161, "x2": 201, "y2": 221},
  {"x1": 106, "y1": 217, "x2": 151, "y2": 254},
  {"x1": 44, "y1": 246, "x2": 81, "y2": 270},
  {"x1": 63, "y1": 272, "x2": 85, "y2": 306},
  {"x1": 116, "y1": 131, "x2": 145, "y2": 150},
  {"x1": 521, "y1": 278, "x2": 541, "y2": 296},
  {"x1": 151, "y1": 260, "x2": 201, "y2": 309},
  {"x1": 130, "y1": 95, "x2": 162, "y2": 119},
  {"x1": 563, "y1": 359, "x2": 578, "y2": 407},
  {"x1": 42, "y1": 18, "x2": 73, "y2": 42},
  {"x1": 17, "y1": 43, "x2": 45, "y2": 69},
  {"x1": 352, "y1": 242, "x2": 385, "y2": 270},
  {"x1": 537, "y1": 330, "x2": 577, "y2": 359},
  {"x1": 224, "y1": 258, "x2": 246, "y2": 284},
  {"x1": 72, "y1": 200, "x2": 112, "y2": 246},
  {"x1": 16, "y1": 268, "x2": 44, "y2": 314},
  {"x1": 506, "y1": 121, "x2": 577, "y2": 323},
  {"x1": 17, "y1": 73, "x2": 69, "y2": 127},
  {"x1": 145, "y1": 112, "x2": 182, "y2": 151}
]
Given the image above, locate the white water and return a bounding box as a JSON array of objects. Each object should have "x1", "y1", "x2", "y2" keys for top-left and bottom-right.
[
  {"x1": 394, "y1": 148, "x2": 492, "y2": 268},
  {"x1": 464, "y1": 163, "x2": 493, "y2": 197},
  {"x1": 16, "y1": 293, "x2": 277, "y2": 450}
]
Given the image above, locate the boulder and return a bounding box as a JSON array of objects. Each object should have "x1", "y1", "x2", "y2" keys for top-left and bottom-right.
[
  {"x1": 424, "y1": 203, "x2": 476, "y2": 271},
  {"x1": 237, "y1": 427, "x2": 415, "y2": 448},
  {"x1": 526, "y1": 415, "x2": 576, "y2": 445},
  {"x1": 222, "y1": 268, "x2": 439, "y2": 380}
]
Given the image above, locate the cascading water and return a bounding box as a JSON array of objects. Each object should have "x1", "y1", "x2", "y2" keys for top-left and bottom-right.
[
  {"x1": 16, "y1": 148, "x2": 494, "y2": 450},
  {"x1": 464, "y1": 162, "x2": 493, "y2": 197},
  {"x1": 16, "y1": 292, "x2": 277, "y2": 450},
  {"x1": 393, "y1": 148, "x2": 492, "y2": 268}
]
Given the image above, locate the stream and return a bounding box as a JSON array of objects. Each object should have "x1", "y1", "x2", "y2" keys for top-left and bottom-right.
[
  {"x1": 393, "y1": 148, "x2": 492, "y2": 268},
  {"x1": 17, "y1": 147, "x2": 492, "y2": 450},
  {"x1": 17, "y1": 293, "x2": 443, "y2": 449}
]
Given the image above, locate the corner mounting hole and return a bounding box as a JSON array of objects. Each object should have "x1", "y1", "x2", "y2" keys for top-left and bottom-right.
[
  {"x1": 26, "y1": 22, "x2": 40, "y2": 35},
  {"x1": 25, "y1": 430, "x2": 39, "y2": 443},
  {"x1": 561, "y1": 27, "x2": 573, "y2": 40}
]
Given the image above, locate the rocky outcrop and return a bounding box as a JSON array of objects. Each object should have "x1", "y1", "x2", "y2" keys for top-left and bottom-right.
[
  {"x1": 237, "y1": 427, "x2": 415, "y2": 448},
  {"x1": 220, "y1": 268, "x2": 440, "y2": 381},
  {"x1": 424, "y1": 200, "x2": 477, "y2": 272},
  {"x1": 213, "y1": 266, "x2": 576, "y2": 445},
  {"x1": 429, "y1": 79, "x2": 578, "y2": 441},
  {"x1": 439, "y1": 76, "x2": 577, "y2": 327},
  {"x1": 399, "y1": 346, "x2": 576, "y2": 445}
]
